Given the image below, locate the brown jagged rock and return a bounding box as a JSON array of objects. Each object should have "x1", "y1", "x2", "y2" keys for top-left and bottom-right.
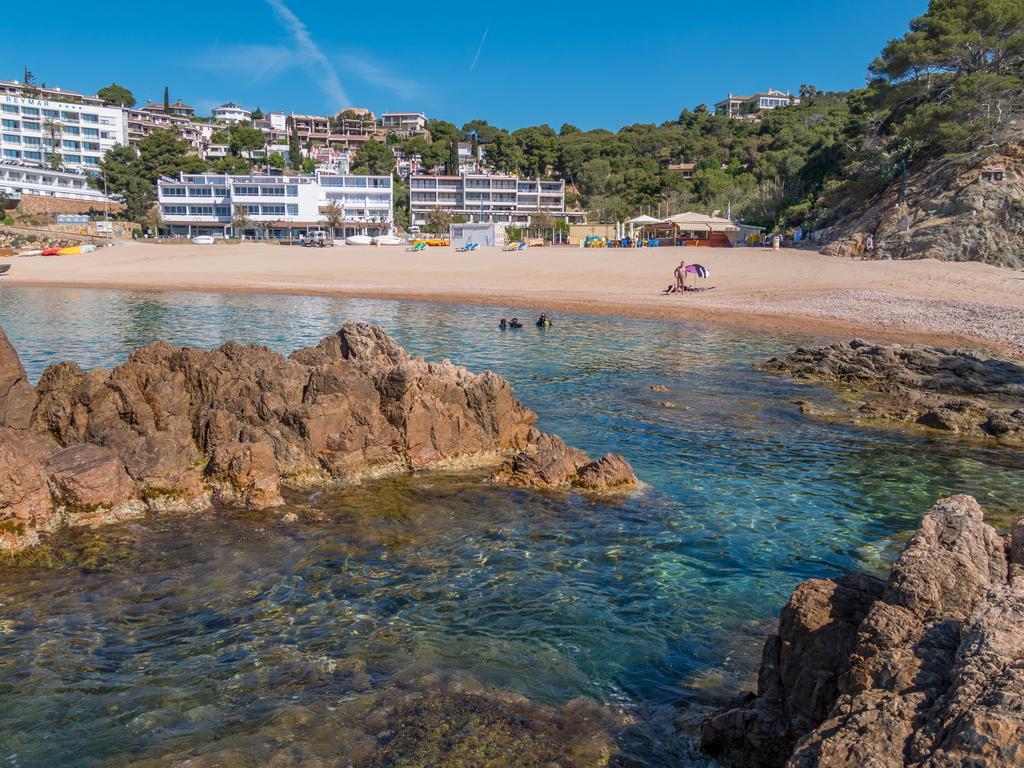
[
  {"x1": 0, "y1": 326, "x2": 36, "y2": 429},
  {"x1": 1, "y1": 322, "x2": 637, "y2": 552},
  {"x1": 700, "y1": 574, "x2": 884, "y2": 767},
  {"x1": 0, "y1": 427, "x2": 55, "y2": 550},
  {"x1": 701, "y1": 495, "x2": 1024, "y2": 768},
  {"x1": 491, "y1": 433, "x2": 638, "y2": 492},
  {"x1": 760, "y1": 340, "x2": 1024, "y2": 446},
  {"x1": 819, "y1": 131, "x2": 1023, "y2": 269}
]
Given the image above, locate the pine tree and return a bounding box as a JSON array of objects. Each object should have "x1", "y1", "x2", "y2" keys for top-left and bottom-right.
[{"x1": 163, "y1": 86, "x2": 170, "y2": 113}]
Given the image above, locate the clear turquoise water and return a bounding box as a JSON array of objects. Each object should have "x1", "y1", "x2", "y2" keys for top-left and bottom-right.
[{"x1": 0, "y1": 286, "x2": 1022, "y2": 767}]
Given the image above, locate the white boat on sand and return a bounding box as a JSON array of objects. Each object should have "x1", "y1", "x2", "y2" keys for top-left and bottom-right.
[
  {"x1": 345, "y1": 235, "x2": 373, "y2": 246},
  {"x1": 373, "y1": 235, "x2": 403, "y2": 246}
]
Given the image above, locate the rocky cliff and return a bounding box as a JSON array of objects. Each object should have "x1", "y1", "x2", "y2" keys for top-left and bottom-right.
[
  {"x1": 820, "y1": 125, "x2": 1024, "y2": 269},
  {"x1": 0, "y1": 323, "x2": 637, "y2": 551},
  {"x1": 759, "y1": 340, "x2": 1024, "y2": 447},
  {"x1": 701, "y1": 495, "x2": 1024, "y2": 767}
]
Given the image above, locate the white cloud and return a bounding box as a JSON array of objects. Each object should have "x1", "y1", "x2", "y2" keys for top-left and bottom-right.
[
  {"x1": 263, "y1": 0, "x2": 348, "y2": 107},
  {"x1": 190, "y1": 44, "x2": 295, "y2": 86},
  {"x1": 335, "y1": 54, "x2": 424, "y2": 103}
]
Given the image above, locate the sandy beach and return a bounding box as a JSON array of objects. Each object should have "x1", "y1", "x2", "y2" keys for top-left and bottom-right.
[{"x1": 3, "y1": 241, "x2": 1023, "y2": 356}]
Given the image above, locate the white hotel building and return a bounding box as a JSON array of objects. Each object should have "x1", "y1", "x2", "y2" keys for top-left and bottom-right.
[
  {"x1": 0, "y1": 89, "x2": 127, "y2": 203},
  {"x1": 157, "y1": 172, "x2": 394, "y2": 239},
  {"x1": 408, "y1": 174, "x2": 581, "y2": 229}
]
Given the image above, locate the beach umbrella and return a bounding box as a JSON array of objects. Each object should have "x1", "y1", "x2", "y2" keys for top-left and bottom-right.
[{"x1": 687, "y1": 264, "x2": 710, "y2": 279}]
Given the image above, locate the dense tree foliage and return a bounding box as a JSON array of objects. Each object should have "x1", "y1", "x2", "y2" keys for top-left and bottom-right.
[
  {"x1": 350, "y1": 139, "x2": 396, "y2": 175},
  {"x1": 97, "y1": 83, "x2": 135, "y2": 107}
]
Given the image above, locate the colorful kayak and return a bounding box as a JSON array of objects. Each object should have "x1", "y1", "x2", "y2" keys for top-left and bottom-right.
[{"x1": 55, "y1": 244, "x2": 96, "y2": 255}]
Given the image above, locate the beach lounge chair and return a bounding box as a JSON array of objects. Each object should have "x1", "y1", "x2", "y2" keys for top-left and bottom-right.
[
  {"x1": 0, "y1": 264, "x2": 10, "y2": 276},
  {"x1": 516, "y1": 242, "x2": 528, "y2": 250},
  {"x1": 456, "y1": 242, "x2": 479, "y2": 252},
  {"x1": 406, "y1": 242, "x2": 428, "y2": 252}
]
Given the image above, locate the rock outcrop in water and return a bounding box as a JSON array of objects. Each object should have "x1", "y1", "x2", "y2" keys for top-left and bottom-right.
[
  {"x1": 0, "y1": 323, "x2": 637, "y2": 551},
  {"x1": 701, "y1": 495, "x2": 1024, "y2": 767},
  {"x1": 759, "y1": 340, "x2": 1024, "y2": 446}
]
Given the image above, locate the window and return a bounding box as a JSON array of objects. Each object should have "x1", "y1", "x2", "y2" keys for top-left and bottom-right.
[
  {"x1": 63, "y1": 140, "x2": 80, "y2": 150},
  {"x1": 162, "y1": 187, "x2": 186, "y2": 197},
  {"x1": 64, "y1": 125, "x2": 80, "y2": 135},
  {"x1": 22, "y1": 121, "x2": 40, "y2": 131},
  {"x1": 189, "y1": 206, "x2": 214, "y2": 215},
  {"x1": 60, "y1": 111, "x2": 80, "y2": 122},
  {"x1": 83, "y1": 156, "x2": 99, "y2": 166},
  {"x1": 2, "y1": 134, "x2": 19, "y2": 144},
  {"x1": 1, "y1": 105, "x2": 17, "y2": 114},
  {"x1": 286, "y1": 185, "x2": 298, "y2": 197},
  {"x1": 235, "y1": 186, "x2": 258, "y2": 196},
  {"x1": 64, "y1": 154, "x2": 81, "y2": 163},
  {"x1": 188, "y1": 187, "x2": 212, "y2": 197},
  {"x1": 260, "y1": 186, "x2": 284, "y2": 196},
  {"x1": 1, "y1": 119, "x2": 18, "y2": 130},
  {"x1": 42, "y1": 109, "x2": 58, "y2": 118},
  {"x1": 23, "y1": 150, "x2": 41, "y2": 160},
  {"x1": 82, "y1": 114, "x2": 99, "y2": 123},
  {"x1": 162, "y1": 205, "x2": 187, "y2": 216},
  {"x1": 82, "y1": 128, "x2": 99, "y2": 137},
  {"x1": 286, "y1": 204, "x2": 298, "y2": 215},
  {"x1": 22, "y1": 107, "x2": 38, "y2": 117},
  {"x1": 214, "y1": 206, "x2": 230, "y2": 216},
  {"x1": 83, "y1": 142, "x2": 100, "y2": 151},
  {"x1": 261, "y1": 204, "x2": 285, "y2": 215},
  {"x1": 213, "y1": 187, "x2": 228, "y2": 196},
  {"x1": 2, "y1": 149, "x2": 20, "y2": 158}
]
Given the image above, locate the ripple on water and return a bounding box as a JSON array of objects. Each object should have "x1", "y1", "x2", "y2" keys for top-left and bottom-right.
[{"x1": 1, "y1": 286, "x2": 1022, "y2": 767}]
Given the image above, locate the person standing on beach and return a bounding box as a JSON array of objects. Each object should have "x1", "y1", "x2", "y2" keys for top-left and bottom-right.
[
  {"x1": 673, "y1": 260, "x2": 687, "y2": 292},
  {"x1": 866, "y1": 233, "x2": 875, "y2": 255}
]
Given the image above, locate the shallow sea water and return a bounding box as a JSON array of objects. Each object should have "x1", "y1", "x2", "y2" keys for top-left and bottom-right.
[{"x1": 1, "y1": 286, "x2": 1022, "y2": 767}]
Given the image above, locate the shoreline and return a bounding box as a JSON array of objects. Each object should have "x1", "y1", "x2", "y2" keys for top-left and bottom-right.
[
  {"x1": 2, "y1": 275, "x2": 1002, "y2": 353},
  {"x1": 4, "y1": 242, "x2": 1022, "y2": 358}
]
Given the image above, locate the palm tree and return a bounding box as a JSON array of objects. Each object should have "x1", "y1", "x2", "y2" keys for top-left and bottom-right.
[{"x1": 42, "y1": 117, "x2": 64, "y2": 170}]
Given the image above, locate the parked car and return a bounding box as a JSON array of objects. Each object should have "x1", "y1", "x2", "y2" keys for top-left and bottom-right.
[
  {"x1": 301, "y1": 231, "x2": 332, "y2": 247},
  {"x1": 192, "y1": 235, "x2": 215, "y2": 245}
]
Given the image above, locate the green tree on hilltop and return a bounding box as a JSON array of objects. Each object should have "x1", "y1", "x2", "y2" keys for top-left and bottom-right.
[
  {"x1": 288, "y1": 123, "x2": 303, "y2": 170},
  {"x1": 97, "y1": 83, "x2": 135, "y2": 107},
  {"x1": 869, "y1": 0, "x2": 1024, "y2": 151},
  {"x1": 228, "y1": 125, "x2": 267, "y2": 162},
  {"x1": 351, "y1": 139, "x2": 396, "y2": 175},
  {"x1": 163, "y1": 86, "x2": 170, "y2": 112}
]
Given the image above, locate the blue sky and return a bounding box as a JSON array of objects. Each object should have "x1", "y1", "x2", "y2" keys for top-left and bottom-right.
[{"x1": 5, "y1": 0, "x2": 926, "y2": 130}]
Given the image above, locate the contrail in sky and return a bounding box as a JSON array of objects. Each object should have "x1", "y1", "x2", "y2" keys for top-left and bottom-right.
[
  {"x1": 264, "y1": 0, "x2": 348, "y2": 106},
  {"x1": 470, "y1": 27, "x2": 489, "y2": 72}
]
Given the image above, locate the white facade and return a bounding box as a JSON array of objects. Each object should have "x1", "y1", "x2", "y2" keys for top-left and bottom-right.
[
  {"x1": 0, "y1": 164, "x2": 111, "y2": 203},
  {"x1": 1, "y1": 93, "x2": 126, "y2": 175},
  {"x1": 714, "y1": 89, "x2": 799, "y2": 118},
  {"x1": 409, "y1": 174, "x2": 577, "y2": 227},
  {"x1": 381, "y1": 112, "x2": 427, "y2": 136},
  {"x1": 157, "y1": 172, "x2": 393, "y2": 238},
  {"x1": 212, "y1": 103, "x2": 251, "y2": 124}
]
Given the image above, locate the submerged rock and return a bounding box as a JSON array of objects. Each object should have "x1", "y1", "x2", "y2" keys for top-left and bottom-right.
[
  {"x1": 701, "y1": 495, "x2": 1024, "y2": 767},
  {"x1": 128, "y1": 678, "x2": 624, "y2": 768},
  {"x1": 760, "y1": 340, "x2": 1024, "y2": 446},
  {"x1": 0, "y1": 322, "x2": 638, "y2": 552}
]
